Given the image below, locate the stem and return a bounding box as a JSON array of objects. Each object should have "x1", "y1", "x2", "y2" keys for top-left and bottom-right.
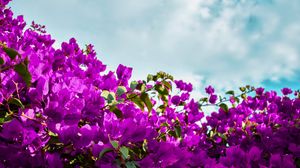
[{"x1": 201, "y1": 89, "x2": 255, "y2": 107}]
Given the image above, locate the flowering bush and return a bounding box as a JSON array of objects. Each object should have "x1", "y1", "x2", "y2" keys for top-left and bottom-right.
[{"x1": 0, "y1": 1, "x2": 300, "y2": 167}]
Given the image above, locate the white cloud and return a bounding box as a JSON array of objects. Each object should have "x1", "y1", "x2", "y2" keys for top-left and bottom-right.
[{"x1": 9, "y1": 0, "x2": 300, "y2": 92}]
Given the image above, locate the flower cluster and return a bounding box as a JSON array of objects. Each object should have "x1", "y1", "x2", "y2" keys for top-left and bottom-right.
[{"x1": 0, "y1": 1, "x2": 300, "y2": 167}]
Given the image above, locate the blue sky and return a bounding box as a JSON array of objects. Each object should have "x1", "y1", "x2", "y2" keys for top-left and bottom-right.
[{"x1": 9, "y1": 0, "x2": 300, "y2": 95}]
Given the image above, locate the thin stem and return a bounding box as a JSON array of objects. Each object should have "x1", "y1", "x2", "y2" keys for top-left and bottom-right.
[{"x1": 201, "y1": 89, "x2": 255, "y2": 107}]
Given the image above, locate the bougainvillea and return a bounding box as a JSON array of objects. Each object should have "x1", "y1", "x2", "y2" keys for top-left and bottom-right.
[{"x1": 0, "y1": 1, "x2": 300, "y2": 167}]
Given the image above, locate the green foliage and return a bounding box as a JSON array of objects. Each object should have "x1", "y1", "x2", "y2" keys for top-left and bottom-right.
[
  {"x1": 117, "y1": 86, "x2": 127, "y2": 96},
  {"x1": 140, "y1": 92, "x2": 153, "y2": 112},
  {"x1": 14, "y1": 58, "x2": 32, "y2": 87},
  {"x1": 99, "y1": 148, "x2": 114, "y2": 159},
  {"x1": 130, "y1": 81, "x2": 138, "y2": 90},
  {"x1": 225, "y1": 90, "x2": 235, "y2": 95},
  {"x1": 0, "y1": 57, "x2": 4, "y2": 65},
  {"x1": 219, "y1": 103, "x2": 229, "y2": 112},
  {"x1": 3, "y1": 47, "x2": 20, "y2": 60},
  {"x1": 8, "y1": 98, "x2": 24, "y2": 109},
  {"x1": 120, "y1": 146, "x2": 129, "y2": 159},
  {"x1": 110, "y1": 105, "x2": 123, "y2": 119}
]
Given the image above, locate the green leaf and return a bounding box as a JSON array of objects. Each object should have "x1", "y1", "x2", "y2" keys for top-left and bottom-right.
[
  {"x1": 136, "y1": 83, "x2": 146, "y2": 92},
  {"x1": 246, "y1": 85, "x2": 250, "y2": 89},
  {"x1": 0, "y1": 118, "x2": 4, "y2": 124},
  {"x1": 156, "y1": 71, "x2": 164, "y2": 79},
  {"x1": 99, "y1": 148, "x2": 114, "y2": 159},
  {"x1": 110, "y1": 140, "x2": 119, "y2": 149},
  {"x1": 0, "y1": 57, "x2": 4, "y2": 65},
  {"x1": 156, "y1": 104, "x2": 166, "y2": 113},
  {"x1": 140, "y1": 92, "x2": 153, "y2": 112},
  {"x1": 239, "y1": 87, "x2": 246, "y2": 92},
  {"x1": 162, "y1": 81, "x2": 172, "y2": 91},
  {"x1": 48, "y1": 131, "x2": 58, "y2": 137},
  {"x1": 219, "y1": 133, "x2": 227, "y2": 141},
  {"x1": 225, "y1": 90, "x2": 235, "y2": 95},
  {"x1": 199, "y1": 97, "x2": 208, "y2": 103},
  {"x1": 241, "y1": 93, "x2": 247, "y2": 99},
  {"x1": 234, "y1": 97, "x2": 240, "y2": 104},
  {"x1": 219, "y1": 103, "x2": 229, "y2": 112},
  {"x1": 120, "y1": 146, "x2": 129, "y2": 159},
  {"x1": 117, "y1": 86, "x2": 127, "y2": 96},
  {"x1": 147, "y1": 74, "x2": 153, "y2": 82},
  {"x1": 161, "y1": 94, "x2": 168, "y2": 103},
  {"x1": 110, "y1": 105, "x2": 123, "y2": 119},
  {"x1": 3, "y1": 47, "x2": 19, "y2": 60},
  {"x1": 125, "y1": 161, "x2": 137, "y2": 168},
  {"x1": 168, "y1": 130, "x2": 176, "y2": 137},
  {"x1": 101, "y1": 90, "x2": 110, "y2": 99},
  {"x1": 131, "y1": 95, "x2": 145, "y2": 110},
  {"x1": 107, "y1": 93, "x2": 116, "y2": 103},
  {"x1": 242, "y1": 121, "x2": 246, "y2": 130},
  {"x1": 8, "y1": 98, "x2": 24, "y2": 109},
  {"x1": 14, "y1": 60, "x2": 32, "y2": 87},
  {"x1": 155, "y1": 84, "x2": 168, "y2": 95},
  {"x1": 175, "y1": 125, "x2": 182, "y2": 138},
  {"x1": 101, "y1": 91, "x2": 116, "y2": 104},
  {"x1": 130, "y1": 81, "x2": 138, "y2": 90}
]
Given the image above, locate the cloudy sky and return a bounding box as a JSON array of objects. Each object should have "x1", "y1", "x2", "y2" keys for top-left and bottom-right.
[{"x1": 9, "y1": 0, "x2": 300, "y2": 94}]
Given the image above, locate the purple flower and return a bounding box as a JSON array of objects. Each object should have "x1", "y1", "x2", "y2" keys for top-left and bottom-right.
[
  {"x1": 255, "y1": 87, "x2": 264, "y2": 95},
  {"x1": 171, "y1": 95, "x2": 181, "y2": 105},
  {"x1": 180, "y1": 92, "x2": 190, "y2": 101},
  {"x1": 175, "y1": 80, "x2": 185, "y2": 90},
  {"x1": 205, "y1": 85, "x2": 215, "y2": 94},
  {"x1": 45, "y1": 153, "x2": 63, "y2": 168},
  {"x1": 247, "y1": 146, "x2": 261, "y2": 162},
  {"x1": 116, "y1": 64, "x2": 132, "y2": 86},
  {"x1": 288, "y1": 143, "x2": 300, "y2": 157},
  {"x1": 101, "y1": 71, "x2": 118, "y2": 90},
  {"x1": 281, "y1": 88, "x2": 293, "y2": 95},
  {"x1": 0, "y1": 119, "x2": 23, "y2": 141},
  {"x1": 270, "y1": 154, "x2": 295, "y2": 168},
  {"x1": 186, "y1": 83, "x2": 193, "y2": 92},
  {"x1": 220, "y1": 146, "x2": 247, "y2": 167},
  {"x1": 209, "y1": 94, "x2": 218, "y2": 104}
]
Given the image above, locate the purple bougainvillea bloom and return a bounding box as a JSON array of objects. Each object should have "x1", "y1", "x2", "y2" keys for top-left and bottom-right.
[
  {"x1": 247, "y1": 146, "x2": 261, "y2": 162},
  {"x1": 101, "y1": 71, "x2": 118, "y2": 90},
  {"x1": 45, "y1": 153, "x2": 63, "y2": 168},
  {"x1": 289, "y1": 143, "x2": 300, "y2": 157},
  {"x1": 116, "y1": 64, "x2": 132, "y2": 86},
  {"x1": 220, "y1": 146, "x2": 247, "y2": 167},
  {"x1": 281, "y1": 88, "x2": 293, "y2": 95},
  {"x1": 270, "y1": 154, "x2": 295, "y2": 168},
  {"x1": 174, "y1": 80, "x2": 185, "y2": 90},
  {"x1": 255, "y1": 87, "x2": 264, "y2": 96},
  {"x1": 205, "y1": 85, "x2": 215, "y2": 94},
  {"x1": 171, "y1": 95, "x2": 181, "y2": 105},
  {"x1": 0, "y1": 119, "x2": 23, "y2": 141},
  {"x1": 180, "y1": 92, "x2": 190, "y2": 101},
  {"x1": 209, "y1": 94, "x2": 218, "y2": 104},
  {"x1": 186, "y1": 83, "x2": 193, "y2": 92}
]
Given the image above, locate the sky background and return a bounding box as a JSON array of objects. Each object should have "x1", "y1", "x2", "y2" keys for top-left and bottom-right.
[{"x1": 9, "y1": 0, "x2": 300, "y2": 96}]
